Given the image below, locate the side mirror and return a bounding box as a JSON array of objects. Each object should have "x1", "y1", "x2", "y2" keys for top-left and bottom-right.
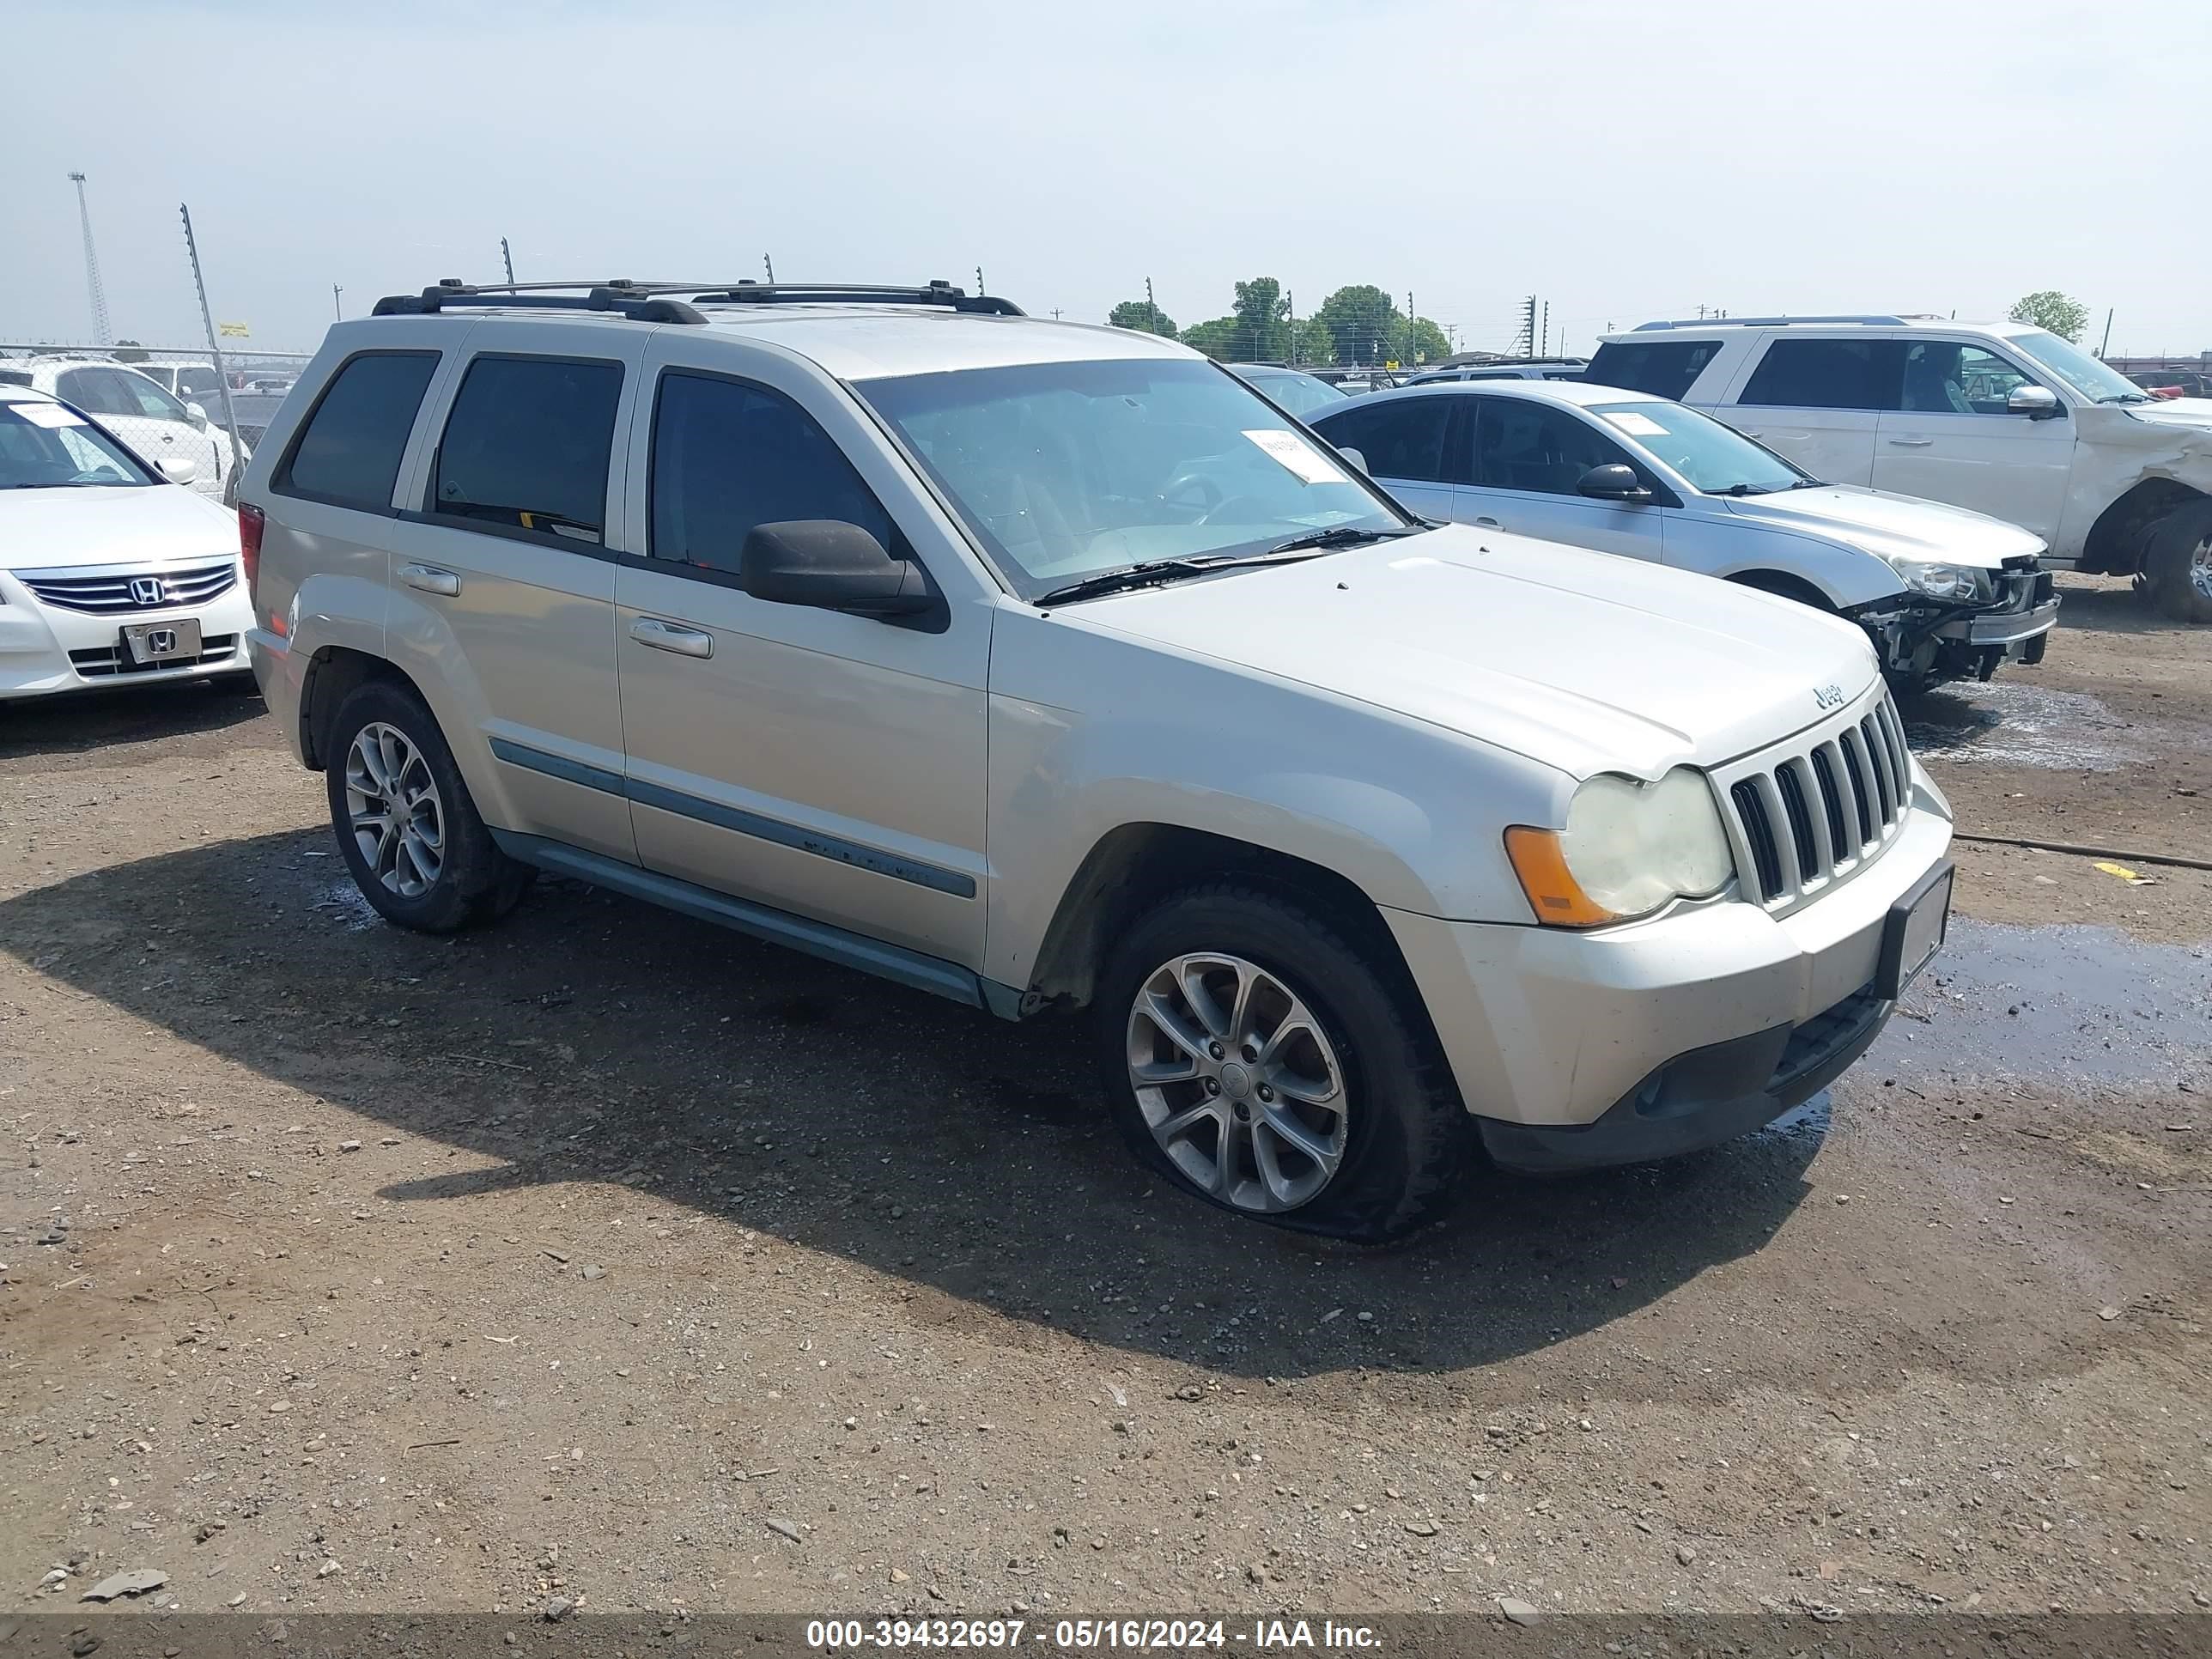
[
  {"x1": 2008, "y1": 385, "x2": 2061, "y2": 419},
  {"x1": 1577, "y1": 463, "x2": 1650, "y2": 501},
  {"x1": 1336, "y1": 446, "x2": 1370, "y2": 475},
  {"x1": 184, "y1": 401, "x2": 210, "y2": 431},
  {"x1": 155, "y1": 456, "x2": 199, "y2": 485},
  {"x1": 738, "y1": 520, "x2": 931, "y2": 617}
]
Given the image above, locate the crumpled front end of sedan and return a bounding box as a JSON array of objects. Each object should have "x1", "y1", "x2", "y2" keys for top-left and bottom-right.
[{"x1": 1850, "y1": 554, "x2": 2062, "y2": 690}]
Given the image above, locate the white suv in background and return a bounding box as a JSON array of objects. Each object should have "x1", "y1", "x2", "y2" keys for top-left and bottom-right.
[
  {"x1": 0, "y1": 356, "x2": 246, "y2": 503},
  {"x1": 244, "y1": 278, "x2": 1954, "y2": 1243},
  {"x1": 1586, "y1": 316, "x2": 2212, "y2": 622}
]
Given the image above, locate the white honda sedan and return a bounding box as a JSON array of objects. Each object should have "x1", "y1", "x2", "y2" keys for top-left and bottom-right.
[
  {"x1": 0, "y1": 356, "x2": 246, "y2": 504},
  {"x1": 0, "y1": 386, "x2": 254, "y2": 700}
]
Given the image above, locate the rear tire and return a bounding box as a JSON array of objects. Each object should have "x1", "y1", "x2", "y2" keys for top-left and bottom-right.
[
  {"x1": 324, "y1": 680, "x2": 533, "y2": 933},
  {"x1": 2145, "y1": 501, "x2": 2212, "y2": 623},
  {"x1": 1095, "y1": 883, "x2": 1473, "y2": 1243}
]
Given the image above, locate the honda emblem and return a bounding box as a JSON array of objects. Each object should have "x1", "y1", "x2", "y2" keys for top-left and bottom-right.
[{"x1": 129, "y1": 576, "x2": 167, "y2": 607}]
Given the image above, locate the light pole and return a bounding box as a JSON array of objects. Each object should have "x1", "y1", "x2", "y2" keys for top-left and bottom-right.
[
  {"x1": 332, "y1": 284, "x2": 343, "y2": 320},
  {"x1": 69, "y1": 172, "x2": 112, "y2": 345}
]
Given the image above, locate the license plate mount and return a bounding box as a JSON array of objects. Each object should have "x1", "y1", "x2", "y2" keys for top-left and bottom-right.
[
  {"x1": 120, "y1": 617, "x2": 202, "y2": 666},
  {"x1": 1877, "y1": 860, "x2": 1953, "y2": 1000}
]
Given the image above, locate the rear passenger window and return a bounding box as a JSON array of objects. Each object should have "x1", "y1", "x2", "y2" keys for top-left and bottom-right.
[
  {"x1": 431, "y1": 356, "x2": 623, "y2": 543},
  {"x1": 649, "y1": 371, "x2": 904, "y2": 574},
  {"x1": 1582, "y1": 340, "x2": 1720, "y2": 401},
  {"x1": 1738, "y1": 339, "x2": 1906, "y2": 411},
  {"x1": 1310, "y1": 397, "x2": 1453, "y2": 483},
  {"x1": 278, "y1": 352, "x2": 438, "y2": 510}
]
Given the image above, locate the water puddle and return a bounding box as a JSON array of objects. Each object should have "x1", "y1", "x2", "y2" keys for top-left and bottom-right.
[
  {"x1": 314, "y1": 879, "x2": 384, "y2": 933},
  {"x1": 1874, "y1": 918, "x2": 2212, "y2": 1088},
  {"x1": 1902, "y1": 681, "x2": 2145, "y2": 771}
]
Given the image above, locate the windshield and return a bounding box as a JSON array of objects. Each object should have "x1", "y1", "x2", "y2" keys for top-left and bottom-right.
[
  {"x1": 0, "y1": 401, "x2": 155, "y2": 489},
  {"x1": 1238, "y1": 368, "x2": 1348, "y2": 418},
  {"x1": 858, "y1": 358, "x2": 1405, "y2": 599},
  {"x1": 1590, "y1": 399, "x2": 1810, "y2": 494},
  {"x1": 2006, "y1": 328, "x2": 2148, "y2": 404}
]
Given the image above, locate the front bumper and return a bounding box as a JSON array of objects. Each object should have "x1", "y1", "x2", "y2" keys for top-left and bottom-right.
[
  {"x1": 1936, "y1": 595, "x2": 2061, "y2": 649},
  {"x1": 0, "y1": 560, "x2": 255, "y2": 699},
  {"x1": 1382, "y1": 779, "x2": 1954, "y2": 1165}
]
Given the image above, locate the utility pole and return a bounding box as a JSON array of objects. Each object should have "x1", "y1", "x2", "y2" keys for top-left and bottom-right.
[
  {"x1": 1146, "y1": 276, "x2": 1158, "y2": 332},
  {"x1": 1518, "y1": 295, "x2": 1538, "y2": 359},
  {"x1": 1286, "y1": 289, "x2": 1295, "y2": 364},
  {"x1": 2100, "y1": 307, "x2": 2115, "y2": 357},
  {"x1": 501, "y1": 237, "x2": 515, "y2": 285},
  {"x1": 179, "y1": 204, "x2": 246, "y2": 487},
  {"x1": 68, "y1": 172, "x2": 112, "y2": 345},
  {"x1": 1540, "y1": 301, "x2": 1549, "y2": 357},
  {"x1": 332, "y1": 284, "x2": 343, "y2": 320},
  {"x1": 1405, "y1": 291, "x2": 1414, "y2": 364},
  {"x1": 976, "y1": 265, "x2": 985, "y2": 295},
  {"x1": 764, "y1": 253, "x2": 775, "y2": 283}
]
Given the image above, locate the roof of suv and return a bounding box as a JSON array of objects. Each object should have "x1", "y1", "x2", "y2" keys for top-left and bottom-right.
[
  {"x1": 357, "y1": 281, "x2": 1198, "y2": 382},
  {"x1": 1610, "y1": 315, "x2": 2039, "y2": 340}
]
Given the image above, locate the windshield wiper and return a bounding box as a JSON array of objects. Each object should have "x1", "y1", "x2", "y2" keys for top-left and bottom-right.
[
  {"x1": 2095, "y1": 392, "x2": 2153, "y2": 404},
  {"x1": 1787, "y1": 477, "x2": 1828, "y2": 489},
  {"x1": 1711, "y1": 483, "x2": 1787, "y2": 497},
  {"x1": 1261, "y1": 524, "x2": 1421, "y2": 556},
  {"x1": 1035, "y1": 527, "x2": 1417, "y2": 606}
]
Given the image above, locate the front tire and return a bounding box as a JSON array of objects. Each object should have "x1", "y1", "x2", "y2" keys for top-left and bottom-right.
[
  {"x1": 1096, "y1": 884, "x2": 1473, "y2": 1243},
  {"x1": 2145, "y1": 501, "x2": 2212, "y2": 623},
  {"x1": 325, "y1": 680, "x2": 532, "y2": 933}
]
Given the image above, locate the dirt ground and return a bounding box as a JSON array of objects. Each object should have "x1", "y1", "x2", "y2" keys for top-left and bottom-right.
[{"x1": 2, "y1": 574, "x2": 2207, "y2": 1626}]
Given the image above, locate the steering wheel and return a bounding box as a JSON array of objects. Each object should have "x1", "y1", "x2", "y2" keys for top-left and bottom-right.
[{"x1": 1158, "y1": 471, "x2": 1224, "y2": 518}]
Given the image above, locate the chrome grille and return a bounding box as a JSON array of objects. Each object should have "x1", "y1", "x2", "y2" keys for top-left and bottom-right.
[
  {"x1": 68, "y1": 635, "x2": 240, "y2": 679},
  {"x1": 1715, "y1": 684, "x2": 1914, "y2": 909},
  {"x1": 20, "y1": 561, "x2": 238, "y2": 615}
]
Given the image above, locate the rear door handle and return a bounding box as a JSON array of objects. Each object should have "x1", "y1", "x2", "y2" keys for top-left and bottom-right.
[
  {"x1": 630, "y1": 617, "x2": 714, "y2": 659},
  {"x1": 398, "y1": 562, "x2": 461, "y2": 596},
  {"x1": 1886, "y1": 438, "x2": 1935, "y2": 447}
]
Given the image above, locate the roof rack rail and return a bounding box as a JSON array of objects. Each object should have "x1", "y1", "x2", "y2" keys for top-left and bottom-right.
[
  {"x1": 1631, "y1": 314, "x2": 1919, "y2": 331},
  {"x1": 368, "y1": 277, "x2": 1024, "y2": 323},
  {"x1": 684, "y1": 280, "x2": 1024, "y2": 316},
  {"x1": 372, "y1": 280, "x2": 710, "y2": 324}
]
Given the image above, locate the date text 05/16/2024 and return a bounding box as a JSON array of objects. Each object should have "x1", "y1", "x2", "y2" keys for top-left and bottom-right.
[{"x1": 805, "y1": 1619, "x2": 1382, "y2": 1650}]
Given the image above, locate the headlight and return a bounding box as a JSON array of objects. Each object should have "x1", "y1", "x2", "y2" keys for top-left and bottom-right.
[
  {"x1": 1505, "y1": 769, "x2": 1735, "y2": 927},
  {"x1": 1893, "y1": 559, "x2": 1990, "y2": 603}
]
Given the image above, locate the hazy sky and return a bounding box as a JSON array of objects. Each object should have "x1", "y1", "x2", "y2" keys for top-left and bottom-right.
[{"x1": 6, "y1": 0, "x2": 2209, "y2": 358}]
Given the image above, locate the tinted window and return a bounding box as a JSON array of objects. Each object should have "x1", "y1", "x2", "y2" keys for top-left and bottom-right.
[
  {"x1": 1472, "y1": 399, "x2": 1637, "y2": 494},
  {"x1": 431, "y1": 356, "x2": 623, "y2": 541},
  {"x1": 651, "y1": 372, "x2": 902, "y2": 574},
  {"x1": 1309, "y1": 396, "x2": 1452, "y2": 483},
  {"x1": 1738, "y1": 338, "x2": 1905, "y2": 411},
  {"x1": 1583, "y1": 339, "x2": 1721, "y2": 401},
  {"x1": 57, "y1": 367, "x2": 136, "y2": 416},
  {"x1": 278, "y1": 352, "x2": 439, "y2": 510},
  {"x1": 1901, "y1": 341, "x2": 2034, "y2": 415}
]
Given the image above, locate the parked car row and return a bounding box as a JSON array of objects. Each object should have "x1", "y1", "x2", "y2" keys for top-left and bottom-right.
[
  {"x1": 211, "y1": 277, "x2": 1959, "y2": 1243},
  {"x1": 0, "y1": 355, "x2": 246, "y2": 502}
]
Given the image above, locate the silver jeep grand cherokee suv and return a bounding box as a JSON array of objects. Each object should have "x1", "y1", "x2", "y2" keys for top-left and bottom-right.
[{"x1": 241, "y1": 278, "x2": 1954, "y2": 1243}]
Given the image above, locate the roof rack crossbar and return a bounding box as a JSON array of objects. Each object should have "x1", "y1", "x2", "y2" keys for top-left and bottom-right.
[
  {"x1": 1631, "y1": 313, "x2": 1917, "y2": 331},
  {"x1": 368, "y1": 277, "x2": 1024, "y2": 323}
]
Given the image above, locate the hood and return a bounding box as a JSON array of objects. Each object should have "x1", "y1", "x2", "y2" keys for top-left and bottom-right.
[
  {"x1": 2116, "y1": 396, "x2": 2212, "y2": 434},
  {"x1": 1064, "y1": 523, "x2": 1879, "y2": 780},
  {"x1": 1720, "y1": 484, "x2": 2045, "y2": 568},
  {"x1": 0, "y1": 483, "x2": 237, "y2": 570}
]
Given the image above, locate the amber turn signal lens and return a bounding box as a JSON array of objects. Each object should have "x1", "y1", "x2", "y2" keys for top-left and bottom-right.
[{"x1": 1503, "y1": 826, "x2": 1620, "y2": 928}]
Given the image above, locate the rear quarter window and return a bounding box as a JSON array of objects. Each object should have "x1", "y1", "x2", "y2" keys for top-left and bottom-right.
[
  {"x1": 276, "y1": 351, "x2": 441, "y2": 511},
  {"x1": 1583, "y1": 340, "x2": 1722, "y2": 402}
]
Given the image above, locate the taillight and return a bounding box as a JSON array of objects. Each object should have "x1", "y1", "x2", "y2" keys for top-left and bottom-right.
[{"x1": 239, "y1": 502, "x2": 265, "y2": 602}]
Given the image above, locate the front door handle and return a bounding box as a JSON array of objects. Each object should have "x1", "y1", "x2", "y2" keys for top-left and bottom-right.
[
  {"x1": 1472, "y1": 516, "x2": 1502, "y2": 528},
  {"x1": 1886, "y1": 437, "x2": 1935, "y2": 447},
  {"x1": 399, "y1": 562, "x2": 461, "y2": 596},
  {"x1": 630, "y1": 617, "x2": 714, "y2": 659}
]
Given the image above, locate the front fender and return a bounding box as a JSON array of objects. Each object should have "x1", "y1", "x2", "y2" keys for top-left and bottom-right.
[
  {"x1": 1702, "y1": 523, "x2": 1909, "y2": 610},
  {"x1": 981, "y1": 610, "x2": 1569, "y2": 992}
]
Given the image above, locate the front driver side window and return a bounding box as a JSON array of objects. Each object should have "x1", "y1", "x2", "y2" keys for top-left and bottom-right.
[
  {"x1": 1902, "y1": 342, "x2": 2035, "y2": 415},
  {"x1": 1471, "y1": 400, "x2": 1637, "y2": 494}
]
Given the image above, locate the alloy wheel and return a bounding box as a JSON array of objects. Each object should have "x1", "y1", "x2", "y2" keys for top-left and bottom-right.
[
  {"x1": 1124, "y1": 951, "x2": 1348, "y2": 1212},
  {"x1": 343, "y1": 722, "x2": 447, "y2": 899}
]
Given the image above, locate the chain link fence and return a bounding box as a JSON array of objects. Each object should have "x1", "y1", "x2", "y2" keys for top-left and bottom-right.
[{"x1": 0, "y1": 340, "x2": 315, "y2": 503}]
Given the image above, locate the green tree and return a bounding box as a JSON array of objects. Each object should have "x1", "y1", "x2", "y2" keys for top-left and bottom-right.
[
  {"x1": 1404, "y1": 317, "x2": 1450, "y2": 365},
  {"x1": 1231, "y1": 276, "x2": 1291, "y2": 362},
  {"x1": 1316, "y1": 285, "x2": 1402, "y2": 365},
  {"x1": 1107, "y1": 299, "x2": 1177, "y2": 337},
  {"x1": 1181, "y1": 317, "x2": 1240, "y2": 361},
  {"x1": 112, "y1": 339, "x2": 149, "y2": 363},
  {"x1": 1288, "y1": 318, "x2": 1336, "y2": 366},
  {"x1": 2008, "y1": 290, "x2": 2090, "y2": 344}
]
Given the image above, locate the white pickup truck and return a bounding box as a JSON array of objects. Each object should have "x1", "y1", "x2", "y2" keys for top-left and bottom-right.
[{"x1": 1586, "y1": 317, "x2": 2212, "y2": 622}]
